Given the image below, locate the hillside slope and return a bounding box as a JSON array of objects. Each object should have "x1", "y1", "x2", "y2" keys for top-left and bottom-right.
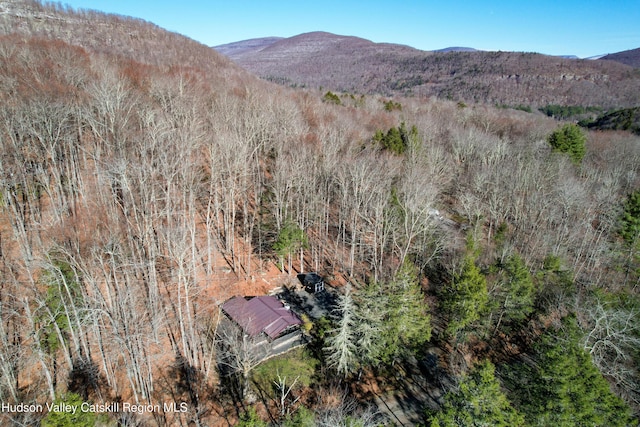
[
  {"x1": 0, "y1": 0, "x2": 244, "y2": 78},
  {"x1": 601, "y1": 47, "x2": 640, "y2": 68},
  {"x1": 586, "y1": 107, "x2": 640, "y2": 134},
  {"x1": 214, "y1": 36, "x2": 283, "y2": 57},
  {"x1": 0, "y1": 2, "x2": 639, "y2": 426},
  {"x1": 227, "y1": 31, "x2": 640, "y2": 108}
]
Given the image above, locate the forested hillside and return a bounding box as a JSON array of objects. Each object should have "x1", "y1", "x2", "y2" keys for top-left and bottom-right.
[
  {"x1": 602, "y1": 47, "x2": 640, "y2": 68},
  {"x1": 222, "y1": 31, "x2": 640, "y2": 108},
  {"x1": 0, "y1": 1, "x2": 639, "y2": 426}
]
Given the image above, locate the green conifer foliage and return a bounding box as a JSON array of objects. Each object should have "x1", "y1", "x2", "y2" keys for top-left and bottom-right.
[
  {"x1": 39, "y1": 259, "x2": 83, "y2": 354},
  {"x1": 322, "y1": 91, "x2": 342, "y2": 105},
  {"x1": 619, "y1": 190, "x2": 640, "y2": 284},
  {"x1": 547, "y1": 123, "x2": 587, "y2": 164},
  {"x1": 500, "y1": 254, "x2": 535, "y2": 324},
  {"x1": 237, "y1": 407, "x2": 268, "y2": 427},
  {"x1": 620, "y1": 190, "x2": 640, "y2": 247},
  {"x1": 41, "y1": 393, "x2": 96, "y2": 427},
  {"x1": 443, "y1": 238, "x2": 488, "y2": 335},
  {"x1": 357, "y1": 260, "x2": 431, "y2": 365},
  {"x1": 428, "y1": 360, "x2": 524, "y2": 427},
  {"x1": 372, "y1": 122, "x2": 418, "y2": 154},
  {"x1": 273, "y1": 220, "x2": 308, "y2": 272},
  {"x1": 504, "y1": 316, "x2": 636, "y2": 427}
]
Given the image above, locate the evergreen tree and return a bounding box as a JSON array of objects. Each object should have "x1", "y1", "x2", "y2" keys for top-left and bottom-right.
[
  {"x1": 383, "y1": 126, "x2": 404, "y2": 154},
  {"x1": 273, "y1": 220, "x2": 308, "y2": 273},
  {"x1": 398, "y1": 121, "x2": 418, "y2": 150},
  {"x1": 493, "y1": 254, "x2": 535, "y2": 329},
  {"x1": 536, "y1": 254, "x2": 575, "y2": 310},
  {"x1": 383, "y1": 99, "x2": 402, "y2": 111},
  {"x1": 373, "y1": 129, "x2": 385, "y2": 144},
  {"x1": 282, "y1": 406, "x2": 315, "y2": 427},
  {"x1": 619, "y1": 189, "x2": 640, "y2": 285},
  {"x1": 322, "y1": 91, "x2": 342, "y2": 105},
  {"x1": 503, "y1": 316, "x2": 635, "y2": 427},
  {"x1": 325, "y1": 284, "x2": 358, "y2": 377},
  {"x1": 620, "y1": 190, "x2": 640, "y2": 246},
  {"x1": 354, "y1": 283, "x2": 387, "y2": 367},
  {"x1": 442, "y1": 238, "x2": 488, "y2": 335},
  {"x1": 357, "y1": 260, "x2": 431, "y2": 366},
  {"x1": 388, "y1": 260, "x2": 431, "y2": 343},
  {"x1": 547, "y1": 123, "x2": 587, "y2": 164},
  {"x1": 39, "y1": 258, "x2": 84, "y2": 354},
  {"x1": 428, "y1": 360, "x2": 524, "y2": 427},
  {"x1": 41, "y1": 393, "x2": 96, "y2": 427},
  {"x1": 503, "y1": 254, "x2": 535, "y2": 320},
  {"x1": 373, "y1": 122, "x2": 418, "y2": 154},
  {"x1": 237, "y1": 407, "x2": 268, "y2": 427}
]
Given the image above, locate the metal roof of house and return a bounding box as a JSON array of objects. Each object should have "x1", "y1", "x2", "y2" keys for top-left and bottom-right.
[{"x1": 221, "y1": 295, "x2": 302, "y2": 339}]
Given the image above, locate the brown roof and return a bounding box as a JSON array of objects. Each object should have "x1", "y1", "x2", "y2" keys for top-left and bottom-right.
[{"x1": 221, "y1": 296, "x2": 302, "y2": 339}]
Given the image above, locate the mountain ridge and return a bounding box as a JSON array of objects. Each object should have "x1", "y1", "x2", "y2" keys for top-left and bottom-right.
[
  {"x1": 216, "y1": 32, "x2": 637, "y2": 62},
  {"x1": 219, "y1": 31, "x2": 640, "y2": 108},
  {"x1": 214, "y1": 36, "x2": 284, "y2": 57},
  {"x1": 601, "y1": 47, "x2": 640, "y2": 68},
  {"x1": 215, "y1": 33, "x2": 480, "y2": 59}
]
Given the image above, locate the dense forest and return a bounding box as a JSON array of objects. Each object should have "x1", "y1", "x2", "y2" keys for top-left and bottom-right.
[{"x1": 0, "y1": 1, "x2": 639, "y2": 426}]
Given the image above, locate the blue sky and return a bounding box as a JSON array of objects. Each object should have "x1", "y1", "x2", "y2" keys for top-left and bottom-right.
[{"x1": 60, "y1": 0, "x2": 640, "y2": 58}]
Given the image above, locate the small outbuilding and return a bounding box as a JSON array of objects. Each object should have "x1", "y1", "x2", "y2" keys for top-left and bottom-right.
[{"x1": 297, "y1": 272, "x2": 325, "y2": 293}]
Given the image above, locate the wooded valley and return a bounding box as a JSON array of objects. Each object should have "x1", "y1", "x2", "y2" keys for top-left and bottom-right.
[{"x1": 0, "y1": 1, "x2": 639, "y2": 426}]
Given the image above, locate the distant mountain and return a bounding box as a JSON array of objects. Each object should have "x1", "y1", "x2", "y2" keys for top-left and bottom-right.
[
  {"x1": 218, "y1": 31, "x2": 423, "y2": 64},
  {"x1": 248, "y1": 31, "x2": 422, "y2": 57},
  {"x1": 214, "y1": 37, "x2": 283, "y2": 58},
  {"x1": 600, "y1": 47, "x2": 640, "y2": 68},
  {"x1": 221, "y1": 31, "x2": 640, "y2": 108},
  {"x1": 435, "y1": 47, "x2": 477, "y2": 53},
  {"x1": 216, "y1": 35, "x2": 478, "y2": 57}
]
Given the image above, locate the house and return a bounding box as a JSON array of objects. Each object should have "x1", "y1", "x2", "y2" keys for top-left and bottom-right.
[
  {"x1": 218, "y1": 296, "x2": 304, "y2": 368},
  {"x1": 297, "y1": 272, "x2": 325, "y2": 293},
  {"x1": 221, "y1": 295, "x2": 302, "y2": 340}
]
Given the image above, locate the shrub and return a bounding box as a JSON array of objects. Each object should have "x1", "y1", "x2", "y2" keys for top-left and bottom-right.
[
  {"x1": 382, "y1": 99, "x2": 402, "y2": 111},
  {"x1": 322, "y1": 91, "x2": 341, "y2": 105}
]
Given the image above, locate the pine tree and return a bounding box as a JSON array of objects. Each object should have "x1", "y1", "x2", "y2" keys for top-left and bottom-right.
[
  {"x1": 547, "y1": 123, "x2": 586, "y2": 164},
  {"x1": 620, "y1": 190, "x2": 640, "y2": 246},
  {"x1": 504, "y1": 316, "x2": 635, "y2": 427},
  {"x1": 383, "y1": 260, "x2": 431, "y2": 356},
  {"x1": 273, "y1": 220, "x2": 308, "y2": 274},
  {"x1": 356, "y1": 260, "x2": 431, "y2": 366},
  {"x1": 237, "y1": 407, "x2": 268, "y2": 427},
  {"x1": 428, "y1": 360, "x2": 524, "y2": 427},
  {"x1": 443, "y1": 238, "x2": 488, "y2": 335},
  {"x1": 41, "y1": 393, "x2": 96, "y2": 427},
  {"x1": 325, "y1": 284, "x2": 358, "y2": 377},
  {"x1": 619, "y1": 190, "x2": 640, "y2": 284},
  {"x1": 494, "y1": 254, "x2": 535, "y2": 329}
]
